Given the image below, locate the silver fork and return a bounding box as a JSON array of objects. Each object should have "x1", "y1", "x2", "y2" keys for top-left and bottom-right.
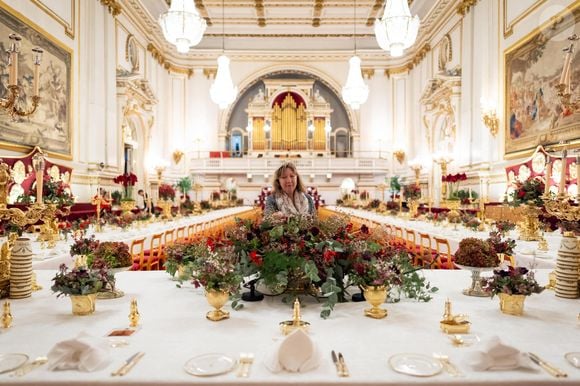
[
  {"x1": 433, "y1": 353, "x2": 463, "y2": 377},
  {"x1": 10, "y1": 356, "x2": 48, "y2": 377}
]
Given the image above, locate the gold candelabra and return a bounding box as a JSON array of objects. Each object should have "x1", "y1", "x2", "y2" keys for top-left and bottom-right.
[
  {"x1": 0, "y1": 34, "x2": 43, "y2": 118},
  {"x1": 555, "y1": 34, "x2": 579, "y2": 114}
]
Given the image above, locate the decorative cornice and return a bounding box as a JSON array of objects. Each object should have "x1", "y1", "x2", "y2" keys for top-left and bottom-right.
[
  {"x1": 366, "y1": 0, "x2": 385, "y2": 26},
  {"x1": 362, "y1": 68, "x2": 375, "y2": 80},
  {"x1": 384, "y1": 43, "x2": 430, "y2": 78},
  {"x1": 195, "y1": 0, "x2": 213, "y2": 27},
  {"x1": 456, "y1": 0, "x2": 479, "y2": 16},
  {"x1": 147, "y1": 43, "x2": 194, "y2": 78},
  {"x1": 100, "y1": 0, "x2": 121, "y2": 17}
]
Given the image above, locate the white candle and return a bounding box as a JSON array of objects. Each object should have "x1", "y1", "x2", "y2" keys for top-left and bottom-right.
[
  {"x1": 8, "y1": 52, "x2": 17, "y2": 86},
  {"x1": 33, "y1": 64, "x2": 40, "y2": 96},
  {"x1": 559, "y1": 150, "x2": 568, "y2": 194},
  {"x1": 468, "y1": 187, "x2": 472, "y2": 200},
  {"x1": 544, "y1": 161, "x2": 552, "y2": 195},
  {"x1": 36, "y1": 171, "x2": 43, "y2": 204}
]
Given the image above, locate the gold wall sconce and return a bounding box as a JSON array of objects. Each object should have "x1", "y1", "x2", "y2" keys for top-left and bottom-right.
[
  {"x1": 172, "y1": 149, "x2": 184, "y2": 165},
  {"x1": 482, "y1": 109, "x2": 499, "y2": 136},
  {"x1": 1, "y1": 34, "x2": 43, "y2": 118},
  {"x1": 393, "y1": 149, "x2": 406, "y2": 164},
  {"x1": 409, "y1": 161, "x2": 422, "y2": 186}
]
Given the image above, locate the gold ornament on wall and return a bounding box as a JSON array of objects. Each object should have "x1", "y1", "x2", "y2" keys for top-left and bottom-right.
[{"x1": 172, "y1": 150, "x2": 184, "y2": 165}]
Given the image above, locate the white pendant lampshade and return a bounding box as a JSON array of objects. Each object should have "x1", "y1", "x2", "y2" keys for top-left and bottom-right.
[
  {"x1": 374, "y1": 0, "x2": 420, "y2": 57},
  {"x1": 210, "y1": 55, "x2": 238, "y2": 109},
  {"x1": 159, "y1": 0, "x2": 207, "y2": 53},
  {"x1": 341, "y1": 56, "x2": 369, "y2": 110}
]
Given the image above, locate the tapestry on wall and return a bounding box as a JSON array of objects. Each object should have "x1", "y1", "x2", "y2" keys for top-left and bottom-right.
[
  {"x1": 504, "y1": 5, "x2": 579, "y2": 158},
  {"x1": 0, "y1": 4, "x2": 72, "y2": 160}
]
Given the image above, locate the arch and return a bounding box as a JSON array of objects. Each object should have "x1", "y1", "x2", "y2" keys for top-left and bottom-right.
[{"x1": 222, "y1": 64, "x2": 355, "y2": 135}]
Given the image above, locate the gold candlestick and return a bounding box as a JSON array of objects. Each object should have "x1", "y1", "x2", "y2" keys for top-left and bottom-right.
[
  {"x1": 439, "y1": 298, "x2": 470, "y2": 334},
  {"x1": 279, "y1": 298, "x2": 310, "y2": 335},
  {"x1": 2, "y1": 301, "x2": 13, "y2": 328},
  {"x1": 129, "y1": 298, "x2": 140, "y2": 328},
  {"x1": 31, "y1": 272, "x2": 42, "y2": 291}
]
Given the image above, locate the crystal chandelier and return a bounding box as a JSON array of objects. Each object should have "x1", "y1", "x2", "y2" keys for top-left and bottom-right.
[
  {"x1": 374, "y1": 0, "x2": 420, "y2": 57},
  {"x1": 210, "y1": 0, "x2": 238, "y2": 109},
  {"x1": 158, "y1": 0, "x2": 207, "y2": 54},
  {"x1": 341, "y1": 0, "x2": 369, "y2": 110}
]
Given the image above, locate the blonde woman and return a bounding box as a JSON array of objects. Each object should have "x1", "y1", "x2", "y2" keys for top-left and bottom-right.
[{"x1": 264, "y1": 162, "x2": 316, "y2": 218}]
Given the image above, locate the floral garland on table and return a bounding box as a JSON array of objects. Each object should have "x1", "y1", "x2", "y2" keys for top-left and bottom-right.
[{"x1": 113, "y1": 172, "x2": 138, "y2": 200}]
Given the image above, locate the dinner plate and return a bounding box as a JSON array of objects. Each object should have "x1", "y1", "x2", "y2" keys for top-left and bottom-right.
[
  {"x1": 0, "y1": 353, "x2": 28, "y2": 374},
  {"x1": 184, "y1": 353, "x2": 236, "y2": 377},
  {"x1": 388, "y1": 353, "x2": 442, "y2": 377},
  {"x1": 565, "y1": 352, "x2": 580, "y2": 368}
]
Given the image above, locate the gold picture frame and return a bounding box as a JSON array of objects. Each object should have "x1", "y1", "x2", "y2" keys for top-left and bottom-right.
[
  {"x1": 504, "y1": 3, "x2": 580, "y2": 159},
  {"x1": 0, "y1": 3, "x2": 73, "y2": 160}
]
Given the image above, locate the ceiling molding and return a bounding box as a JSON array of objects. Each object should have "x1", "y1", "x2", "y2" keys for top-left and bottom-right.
[{"x1": 147, "y1": 43, "x2": 194, "y2": 78}]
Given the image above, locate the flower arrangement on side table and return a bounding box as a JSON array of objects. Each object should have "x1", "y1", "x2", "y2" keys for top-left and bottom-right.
[
  {"x1": 507, "y1": 177, "x2": 545, "y2": 241},
  {"x1": 483, "y1": 266, "x2": 544, "y2": 315},
  {"x1": 403, "y1": 184, "x2": 421, "y2": 201},
  {"x1": 159, "y1": 183, "x2": 176, "y2": 201}
]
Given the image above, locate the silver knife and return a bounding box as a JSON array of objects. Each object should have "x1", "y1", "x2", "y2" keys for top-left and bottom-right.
[
  {"x1": 331, "y1": 350, "x2": 344, "y2": 377},
  {"x1": 111, "y1": 352, "x2": 142, "y2": 377},
  {"x1": 527, "y1": 353, "x2": 567, "y2": 378}
]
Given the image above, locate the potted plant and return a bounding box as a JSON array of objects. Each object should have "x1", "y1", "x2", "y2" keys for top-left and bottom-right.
[
  {"x1": 494, "y1": 220, "x2": 516, "y2": 236},
  {"x1": 454, "y1": 238, "x2": 499, "y2": 297},
  {"x1": 87, "y1": 241, "x2": 132, "y2": 271},
  {"x1": 51, "y1": 264, "x2": 113, "y2": 315},
  {"x1": 483, "y1": 266, "x2": 544, "y2": 315},
  {"x1": 113, "y1": 172, "x2": 138, "y2": 214},
  {"x1": 158, "y1": 184, "x2": 176, "y2": 218}
]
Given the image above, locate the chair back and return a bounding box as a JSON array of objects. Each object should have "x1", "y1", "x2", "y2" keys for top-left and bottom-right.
[
  {"x1": 433, "y1": 237, "x2": 455, "y2": 269},
  {"x1": 130, "y1": 237, "x2": 146, "y2": 270}
]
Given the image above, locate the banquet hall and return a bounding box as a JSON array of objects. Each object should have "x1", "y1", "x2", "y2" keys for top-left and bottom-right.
[{"x1": 0, "y1": 0, "x2": 579, "y2": 385}]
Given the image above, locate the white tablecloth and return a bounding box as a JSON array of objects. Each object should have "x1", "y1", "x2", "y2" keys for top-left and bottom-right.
[
  {"x1": 330, "y1": 207, "x2": 561, "y2": 270},
  {"x1": 21, "y1": 207, "x2": 253, "y2": 270},
  {"x1": 1, "y1": 270, "x2": 578, "y2": 385}
]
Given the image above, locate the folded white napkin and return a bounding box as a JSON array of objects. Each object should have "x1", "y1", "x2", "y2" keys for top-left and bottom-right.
[
  {"x1": 465, "y1": 336, "x2": 535, "y2": 371},
  {"x1": 47, "y1": 332, "x2": 111, "y2": 372},
  {"x1": 264, "y1": 329, "x2": 320, "y2": 373}
]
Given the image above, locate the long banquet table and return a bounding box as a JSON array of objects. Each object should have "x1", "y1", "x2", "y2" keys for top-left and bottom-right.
[
  {"x1": 21, "y1": 206, "x2": 253, "y2": 270},
  {"x1": 1, "y1": 270, "x2": 579, "y2": 386},
  {"x1": 330, "y1": 206, "x2": 561, "y2": 270}
]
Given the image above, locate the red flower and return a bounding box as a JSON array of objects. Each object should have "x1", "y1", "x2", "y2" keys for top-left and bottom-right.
[
  {"x1": 323, "y1": 249, "x2": 337, "y2": 264},
  {"x1": 249, "y1": 250, "x2": 263, "y2": 266}
]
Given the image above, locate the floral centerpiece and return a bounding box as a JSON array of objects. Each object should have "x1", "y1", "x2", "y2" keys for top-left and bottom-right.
[
  {"x1": 494, "y1": 220, "x2": 516, "y2": 236},
  {"x1": 508, "y1": 177, "x2": 544, "y2": 207},
  {"x1": 486, "y1": 231, "x2": 516, "y2": 256},
  {"x1": 69, "y1": 235, "x2": 100, "y2": 257},
  {"x1": 113, "y1": 172, "x2": 138, "y2": 201},
  {"x1": 159, "y1": 183, "x2": 176, "y2": 201},
  {"x1": 403, "y1": 184, "x2": 421, "y2": 201},
  {"x1": 455, "y1": 237, "x2": 500, "y2": 297},
  {"x1": 454, "y1": 238, "x2": 499, "y2": 268},
  {"x1": 483, "y1": 266, "x2": 544, "y2": 315},
  {"x1": 442, "y1": 173, "x2": 467, "y2": 200},
  {"x1": 17, "y1": 174, "x2": 75, "y2": 207},
  {"x1": 228, "y1": 214, "x2": 436, "y2": 318},
  {"x1": 51, "y1": 264, "x2": 111, "y2": 297},
  {"x1": 165, "y1": 240, "x2": 207, "y2": 280},
  {"x1": 87, "y1": 241, "x2": 132, "y2": 270}
]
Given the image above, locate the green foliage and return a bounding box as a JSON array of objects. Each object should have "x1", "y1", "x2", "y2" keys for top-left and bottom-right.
[
  {"x1": 111, "y1": 191, "x2": 122, "y2": 205},
  {"x1": 390, "y1": 176, "x2": 401, "y2": 194},
  {"x1": 51, "y1": 265, "x2": 111, "y2": 297},
  {"x1": 176, "y1": 176, "x2": 192, "y2": 194}
]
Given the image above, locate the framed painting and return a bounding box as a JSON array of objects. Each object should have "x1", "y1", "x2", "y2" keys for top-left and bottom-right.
[
  {"x1": 504, "y1": 4, "x2": 580, "y2": 159},
  {"x1": 0, "y1": 3, "x2": 73, "y2": 160}
]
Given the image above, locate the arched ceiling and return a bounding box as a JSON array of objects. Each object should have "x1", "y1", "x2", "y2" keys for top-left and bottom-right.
[{"x1": 125, "y1": 0, "x2": 456, "y2": 64}]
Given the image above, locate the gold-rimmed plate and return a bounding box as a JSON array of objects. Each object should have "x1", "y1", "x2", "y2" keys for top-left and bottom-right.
[
  {"x1": 184, "y1": 353, "x2": 236, "y2": 377},
  {"x1": 0, "y1": 353, "x2": 28, "y2": 374},
  {"x1": 389, "y1": 353, "x2": 442, "y2": 377}
]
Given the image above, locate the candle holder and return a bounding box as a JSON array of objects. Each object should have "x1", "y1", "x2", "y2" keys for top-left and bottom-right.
[
  {"x1": 279, "y1": 298, "x2": 310, "y2": 335},
  {"x1": 440, "y1": 298, "x2": 470, "y2": 334}
]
